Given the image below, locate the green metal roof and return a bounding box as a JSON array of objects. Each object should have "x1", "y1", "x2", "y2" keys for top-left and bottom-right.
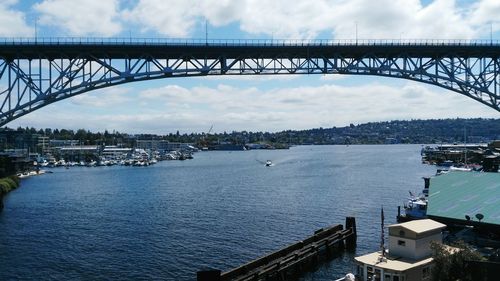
[{"x1": 427, "y1": 172, "x2": 500, "y2": 225}]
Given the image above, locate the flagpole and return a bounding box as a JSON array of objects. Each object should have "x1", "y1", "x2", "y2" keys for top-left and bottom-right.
[{"x1": 381, "y1": 206, "x2": 385, "y2": 257}]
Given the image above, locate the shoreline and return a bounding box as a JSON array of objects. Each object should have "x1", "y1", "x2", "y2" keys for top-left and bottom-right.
[{"x1": 0, "y1": 175, "x2": 20, "y2": 211}]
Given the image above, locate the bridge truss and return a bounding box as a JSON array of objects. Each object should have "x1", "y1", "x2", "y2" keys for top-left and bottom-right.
[{"x1": 0, "y1": 39, "x2": 499, "y2": 126}]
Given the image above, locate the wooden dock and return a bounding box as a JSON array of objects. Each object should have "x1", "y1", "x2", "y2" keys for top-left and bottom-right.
[{"x1": 197, "y1": 217, "x2": 356, "y2": 281}]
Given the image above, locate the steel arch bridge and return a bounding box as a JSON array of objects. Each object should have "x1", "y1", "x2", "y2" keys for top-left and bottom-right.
[{"x1": 0, "y1": 38, "x2": 499, "y2": 126}]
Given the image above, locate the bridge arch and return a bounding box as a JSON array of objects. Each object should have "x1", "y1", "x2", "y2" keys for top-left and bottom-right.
[{"x1": 1, "y1": 38, "x2": 499, "y2": 126}]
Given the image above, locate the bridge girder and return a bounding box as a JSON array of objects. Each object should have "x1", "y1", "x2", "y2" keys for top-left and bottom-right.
[{"x1": 0, "y1": 42, "x2": 499, "y2": 126}]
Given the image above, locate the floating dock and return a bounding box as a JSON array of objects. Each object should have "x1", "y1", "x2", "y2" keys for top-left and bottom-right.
[{"x1": 198, "y1": 217, "x2": 356, "y2": 281}]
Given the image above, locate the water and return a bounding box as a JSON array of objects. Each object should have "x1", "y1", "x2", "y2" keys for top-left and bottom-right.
[{"x1": 0, "y1": 145, "x2": 435, "y2": 280}]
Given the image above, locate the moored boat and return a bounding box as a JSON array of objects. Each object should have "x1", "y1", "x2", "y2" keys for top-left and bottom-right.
[{"x1": 397, "y1": 177, "x2": 430, "y2": 222}]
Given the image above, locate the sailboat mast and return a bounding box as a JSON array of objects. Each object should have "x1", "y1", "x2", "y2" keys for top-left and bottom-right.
[{"x1": 464, "y1": 126, "x2": 467, "y2": 165}]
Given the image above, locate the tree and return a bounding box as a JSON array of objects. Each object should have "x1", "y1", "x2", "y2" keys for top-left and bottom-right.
[
  {"x1": 0, "y1": 156, "x2": 16, "y2": 178},
  {"x1": 430, "y1": 241, "x2": 484, "y2": 281}
]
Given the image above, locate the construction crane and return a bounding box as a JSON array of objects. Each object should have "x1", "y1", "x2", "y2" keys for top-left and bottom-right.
[{"x1": 199, "y1": 125, "x2": 214, "y2": 150}]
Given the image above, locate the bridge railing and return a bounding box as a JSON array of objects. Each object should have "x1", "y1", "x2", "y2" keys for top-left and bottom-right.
[{"x1": 1, "y1": 37, "x2": 500, "y2": 47}]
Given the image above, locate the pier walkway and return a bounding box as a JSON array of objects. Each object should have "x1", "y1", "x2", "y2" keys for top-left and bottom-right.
[{"x1": 198, "y1": 217, "x2": 356, "y2": 281}]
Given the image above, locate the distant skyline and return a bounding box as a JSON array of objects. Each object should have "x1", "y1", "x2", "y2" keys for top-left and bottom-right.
[{"x1": 1, "y1": 0, "x2": 500, "y2": 134}]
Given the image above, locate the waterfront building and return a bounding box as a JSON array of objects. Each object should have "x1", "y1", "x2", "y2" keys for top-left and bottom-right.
[
  {"x1": 426, "y1": 171, "x2": 500, "y2": 235},
  {"x1": 102, "y1": 146, "x2": 132, "y2": 160},
  {"x1": 0, "y1": 149, "x2": 32, "y2": 172},
  {"x1": 136, "y1": 140, "x2": 194, "y2": 152},
  {"x1": 420, "y1": 141, "x2": 498, "y2": 167},
  {"x1": 1, "y1": 148, "x2": 28, "y2": 158},
  {"x1": 354, "y1": 219, "x2": 446, "y2": 281},
  {"x1": 489, "y1": 140, "x2": 500, "y2": 149},
  {"x1": 385, "y1": 137, "x2": 399, "y2": 144},
  {"x1": 49, "y1": 139, "x2": 80, "y2": 147},
  {"x1": 57, "y1": 145, "x2": 100, "y2": 161},
  {"x1": 37, "y1": 136, "x2": 50, "y2": 155}
]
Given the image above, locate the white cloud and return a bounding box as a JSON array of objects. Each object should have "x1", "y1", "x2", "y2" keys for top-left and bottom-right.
[
  {"x1": 237, "y1": 0, "x2": 334, "y2": 39},
  {"x1": 10, "y1": 78, "x2": 498, "y2": 134},
  {"x1": 121, "y1": 80, "x2": 500, "y2": 132},
  {"x1": 119, "y1": 0, "x2": 491, "y2": 40},
  {"x1": 238, "y1": 0, "x2": 477, "y2": 40},
  {"x1": 122, "y1": 0, "x2": 199, "y2": 37},
  {"x1": 0, "y1": 0, "x2": 32, "y2": 37},
  {"x1": 3, "y1": 0, "x2": 494, "y2": 40},
  {"x1": 469, "y1": 0, "x2": 500, "y2": 36},
  {"x1": 70, "y1": 87, "x2": 132, "y2": 107},
  {"x1": 319, "y1": 74, "x2": 347, "y2": 81},
  {"x1": 204, "y1": 74, "x2": 299, "y2": 82},
  {"x1": 199, "y1": 0, "x2": 241, "y2": 27},
  {"x1": 34, "y1": 0, "x2": 122, "y2": 36}
]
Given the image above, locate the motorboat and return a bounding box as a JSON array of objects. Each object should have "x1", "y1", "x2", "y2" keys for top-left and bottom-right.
[
  {"x1": 397, "y1": 177, "x2": 430, "y2": 222},
  {"x1": 403, "y1": 196, "x2": 427, "y2": 220},
  {"x1": 440, "y1": 160, "x2": 455, "y2": 167},
  {"x1": 265, "y1": 160, "x2": 272, "y2": 167}
]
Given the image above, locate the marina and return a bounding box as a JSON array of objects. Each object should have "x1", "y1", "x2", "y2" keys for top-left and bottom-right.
[{"x1": 420, "y1": 140, "x2": 500, "y2": 172}]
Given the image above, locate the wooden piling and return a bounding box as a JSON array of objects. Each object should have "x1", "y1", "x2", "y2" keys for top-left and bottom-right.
[
  {"x1": 197, "y1": 269, "x2": 221, "y2": 281},
  {"x1": 345, "y1": 217, "x2": 357, "y2": 249}
]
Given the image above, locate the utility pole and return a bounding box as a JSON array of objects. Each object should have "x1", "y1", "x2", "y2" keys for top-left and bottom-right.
[
  {"x1": 355, "y1": 21, "x2": 358, "y2": 45},
  {"x1": 490, "y1": 22, "x2": 493, "y2": 44},
  {"x1": 205, "y1": 20, "x2": 208, "y2": 45},
  {"x1": 34, "y1": 18, "x2": 38, "y2": 43}
]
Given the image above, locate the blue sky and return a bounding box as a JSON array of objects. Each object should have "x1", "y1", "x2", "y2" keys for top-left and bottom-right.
[{"x1": 1, "y1": 0, "x2": 500, "y2": 134}]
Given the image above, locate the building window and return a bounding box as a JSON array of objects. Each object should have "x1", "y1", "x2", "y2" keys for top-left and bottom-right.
[
  {"x1": 367, "y1": 266, "x2": 374, "y2": 281},
  {"x1": 422, "y1": 266, "x2": 430, "y2": 279},
  {"x1": 393, "y1": 276, "x2": 399, "y2": 281},
  {"x1": 399, "y1": 230, "x2": 405, "y2": 237},
  {"x1": 375, "y1": 269, "x2": 381, "y2": 281},
  {"x1": 398, "y1": 240, "x2": 406, "y2": 246},
  {"x1": 385, "y1": 274, "x2": 391, "y2": 280}
]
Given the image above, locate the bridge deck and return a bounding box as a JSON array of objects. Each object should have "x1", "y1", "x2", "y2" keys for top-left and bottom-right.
[
  {"x1": 0, "y1": 39, "x2": 498, "y2": 125},
  {"x1": 1, "y1": 40, "x2": 500, "y2": 59}
]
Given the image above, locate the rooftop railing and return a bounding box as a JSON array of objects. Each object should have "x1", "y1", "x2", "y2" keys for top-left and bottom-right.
[{"x1": 1, "y1": 37, "x2": 500, "y2": 46}]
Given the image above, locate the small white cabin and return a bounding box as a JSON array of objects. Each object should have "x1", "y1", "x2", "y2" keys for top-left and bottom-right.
[{"x1": 354, "y1": 219, "x2": 446, "y2": 281}]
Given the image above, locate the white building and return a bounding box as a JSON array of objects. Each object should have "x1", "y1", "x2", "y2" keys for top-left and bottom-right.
[
  {"x1": 354, "y1": 219, "x2": 446, "y2": 281},
  {"x1": 136, "y1": 140, "x2": 195, "y2": 152},
  {"x1": 57, "y1": 145, "x2": 100, "y2": 159},
  {"x1": 102, "y1": 146, "x2": 132, "y2": 160}
]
